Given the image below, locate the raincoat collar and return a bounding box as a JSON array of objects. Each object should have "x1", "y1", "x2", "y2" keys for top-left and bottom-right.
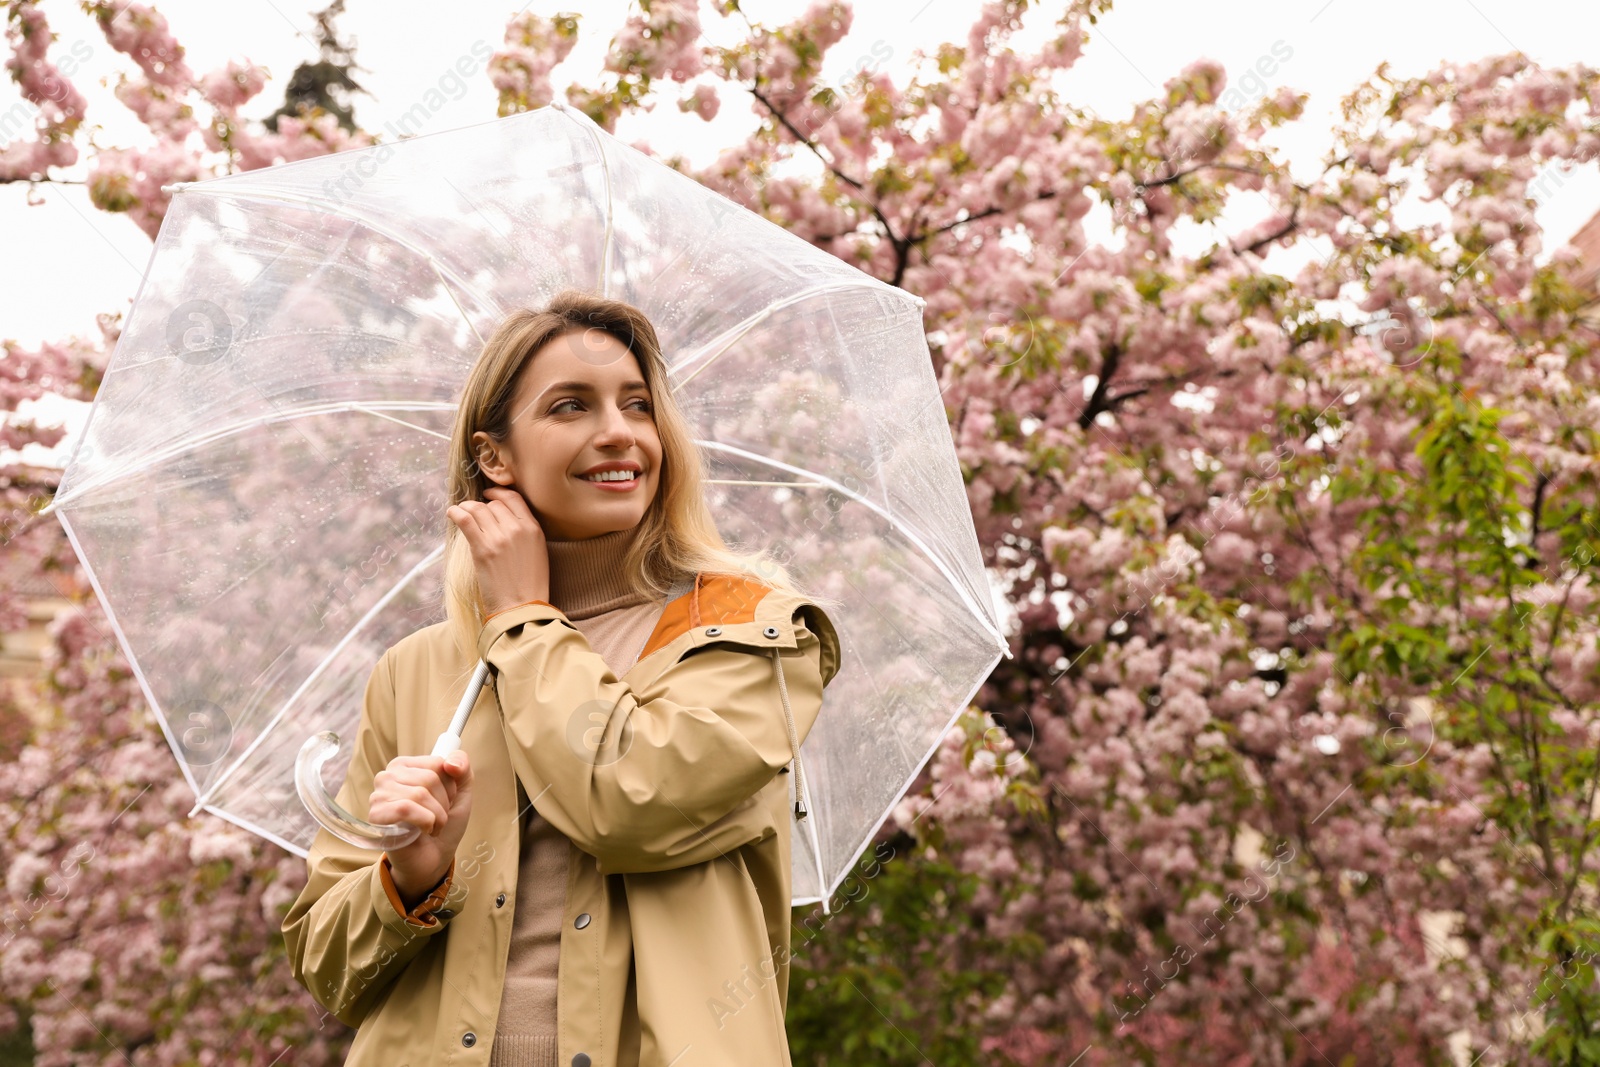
[{"x1": 542, "y1": 523, "x2": 654, "y2": 618}]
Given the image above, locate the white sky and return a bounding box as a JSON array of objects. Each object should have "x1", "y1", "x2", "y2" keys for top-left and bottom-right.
[{"x1": 4, "y1": 0, "x2": 1598, "y2": 463}]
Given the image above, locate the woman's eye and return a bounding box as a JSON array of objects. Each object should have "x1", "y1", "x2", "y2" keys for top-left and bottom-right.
[{"x1": 549, "y1": 398, "x2": 652, "y2": 414}]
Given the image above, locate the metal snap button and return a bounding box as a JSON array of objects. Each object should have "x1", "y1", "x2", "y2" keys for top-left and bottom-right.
[
  {"x1": 574, "y1": 912, "x2": 592, "y2": 929},
  {"x1": 763, "y1": 626, "x2": 779, "y2": 638},
  {"x1": 572, "y1": 1055, "x2": 592, "y2": 1067},
  {"x1": 704, "y1": 626, "x2": 721, "y2": 636},
  {"x1": 434, "y1": 908, "x2": 456, "y2": 921},
  {"x1": 462, "y1": 1031, "x2": 476, "y2": 1047},
  {"x1": 495, "y1": 892, "x2": 506, "y2": 908}
]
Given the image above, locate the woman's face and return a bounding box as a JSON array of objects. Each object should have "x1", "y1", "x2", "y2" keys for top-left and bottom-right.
[{"x1": 471, "y1": 326, "x2": 663, "y2": 540}]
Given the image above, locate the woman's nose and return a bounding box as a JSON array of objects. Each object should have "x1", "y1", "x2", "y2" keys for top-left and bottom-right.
[{"x1": 593, "y1": 404, "x2": 635, "y2": 444}]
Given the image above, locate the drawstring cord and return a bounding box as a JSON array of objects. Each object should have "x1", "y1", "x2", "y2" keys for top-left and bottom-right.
[{"x1": 772, "y1": 647, "x2": 807, "y2": 820}]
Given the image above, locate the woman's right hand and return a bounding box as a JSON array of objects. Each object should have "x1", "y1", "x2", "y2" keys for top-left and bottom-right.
[{"x1": 369, "y1": 750, "x2": 474, "y2": 905}]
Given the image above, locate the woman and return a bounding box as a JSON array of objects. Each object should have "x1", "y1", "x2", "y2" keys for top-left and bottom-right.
[{"x1": 282, "y1": 289, "x2": 842, "y2": 1067}]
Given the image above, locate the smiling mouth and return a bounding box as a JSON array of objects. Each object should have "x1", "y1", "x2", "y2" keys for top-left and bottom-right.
[{"x1": 576, "y1": 471, "x2": 641, "y2": 484}]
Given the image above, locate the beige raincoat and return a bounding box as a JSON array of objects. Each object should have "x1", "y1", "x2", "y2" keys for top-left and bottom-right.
[{"x1": 281, "y1": 572, "x2": 841, "y2": 1066}]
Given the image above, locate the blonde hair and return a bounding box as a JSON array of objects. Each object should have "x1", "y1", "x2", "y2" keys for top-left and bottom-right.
[{"x1": 443, "y1": 288, "x2": 838, "y2": 662}]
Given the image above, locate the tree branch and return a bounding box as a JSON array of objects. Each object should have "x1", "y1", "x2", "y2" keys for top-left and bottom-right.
[
  {"x1": 745, "y1": 82, "x2": 912, "y2": 283},
  {"x1": 1077, "y1": 342, "x2": 1123, "y2": 429}
]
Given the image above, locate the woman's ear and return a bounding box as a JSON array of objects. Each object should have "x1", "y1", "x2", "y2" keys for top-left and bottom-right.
[{"x1": 470, "y1": 431, "x2": 514, "y2": 486}]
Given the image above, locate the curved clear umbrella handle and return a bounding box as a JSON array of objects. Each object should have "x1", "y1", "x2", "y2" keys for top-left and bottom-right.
[{"x1": 294, "y1": 660, "x2": 492, "y2": 851}]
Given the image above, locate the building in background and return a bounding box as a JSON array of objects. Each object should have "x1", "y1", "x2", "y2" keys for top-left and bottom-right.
[
  {"x1": 1570, "y1": 206, "x2": 1600, "y2": 294},
  {"x1": 0, "y1": 480, "x2": 85, "y2": 728}
]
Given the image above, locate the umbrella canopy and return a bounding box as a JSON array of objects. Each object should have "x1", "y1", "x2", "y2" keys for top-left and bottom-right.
[{"x1": 42, "y1": 101, "x2": 1009, "y2": 907}]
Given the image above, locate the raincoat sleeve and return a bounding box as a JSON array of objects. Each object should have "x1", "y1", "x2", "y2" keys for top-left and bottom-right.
[
  {"x1": 477, "y1": 595, "x2": 836, "y2": 875},
  {"x1": 280, "y1": 648, "x2": 455, "y2": 1029}
]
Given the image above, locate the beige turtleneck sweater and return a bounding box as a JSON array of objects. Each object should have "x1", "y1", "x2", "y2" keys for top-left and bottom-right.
[{"x1": 487, "y1": 524, "x2": 667, "y2": 1067}]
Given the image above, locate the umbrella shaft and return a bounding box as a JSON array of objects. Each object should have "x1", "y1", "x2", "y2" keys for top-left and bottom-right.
[{"x1": 430, "y1": 659, "x2": 491, "y2": 758}]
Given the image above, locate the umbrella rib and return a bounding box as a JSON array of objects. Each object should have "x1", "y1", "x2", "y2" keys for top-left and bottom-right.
[
  {"x1": 348, "y1": 404, "x2": 451, "y2": 440},
  {"x1": 694, "y1": 439, "x2": 1009, "y2": 654},
  {"x1": 669, "y1": 281, "x2": 918, "y2": 394},
  {"x1": 174, "y1": 186, "x2": 506, "y2": 325},
  {"x1": 187, "y1": 543, "x2": 446, "y2": 816},
  {"x1": 428, "y1": 257, "x2": 485, "y2": 347},
  {"x1": 558, "y1": 104, "x2": 615, "y2": 297},
  {"x1": 810, "y1": 642, "x2": 1005, "y2": 910},
  {"x1": 797, "y1": 760, "x2": 829, "y2": 915},
  {"x1": 197, "y1": 802, "x2": 316, "y2": 860},
  {"x1": 703, "y1": 478, "x2": 827, "y2": 487},
  {"x1": 54, "y1": 511, "x2": 205, "y2": 804},
  {"x1": 47, "y1": 400, "x2": 457, "y2": 511}
]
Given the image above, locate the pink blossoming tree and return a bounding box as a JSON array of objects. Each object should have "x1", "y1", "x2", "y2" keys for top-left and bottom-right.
[{"x1": 3, "y1": 1, "x2": 1599, "y2": 1064}]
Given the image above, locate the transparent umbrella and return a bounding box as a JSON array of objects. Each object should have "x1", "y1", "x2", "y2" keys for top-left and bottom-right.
[{"x1": 40, "y1": 101, "x2": 1009, "y2": 909}]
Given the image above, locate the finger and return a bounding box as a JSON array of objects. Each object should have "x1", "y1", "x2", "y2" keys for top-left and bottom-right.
[
  {"x1": 368, "y1": 799, "x2": 399, "y2": 827},
  {"x1": 483, "y1": 492, "x2": 540, "y2": 542},
  {"x1": 386, "y1": 758, "x2": 445, "y2": 781},
  {"x1": 486, "y1": 491, "x2": 531, "y2": 534},
  {"x1": 443, "y1": 750, "x2": 473, "y2": 793},
  {"x1": 372, "y1": 783, "x2": 446, "y2": 831},
  {"x1": 392, "y1": 754, "x2": 449, "y2": 769},
  {"x1": 404, "y1": 785, "x2": 449, "y2": 834},
  {"x1": 425, "y1": 754, "x2": 462, "y2": 803},
  {"x1": 475, "y1": 498, "x2": 514, "y2": 538},
  {"x1": 370, "y1": 795, "x2": 442, "y2": 833},
  {"x1": 446, "y1": 503, "x2": 484, "y2": 538},
  {"x1": 436, "y1": 761, "x2": 465, "y2": 810},
  {"x1": 391, "y1": 798, "x2": 441, "y2": 835},
  {"x1": 388, "y1": 765, "x2": 453, "y2": 814},
  {"x1": 486, "y1": 487, "x2": 538, "y2": 527}
]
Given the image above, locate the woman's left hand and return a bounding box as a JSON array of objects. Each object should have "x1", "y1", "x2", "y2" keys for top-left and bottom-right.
[{"x1": 446, "y1": 486, "x2": 551, "y2": 616}]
